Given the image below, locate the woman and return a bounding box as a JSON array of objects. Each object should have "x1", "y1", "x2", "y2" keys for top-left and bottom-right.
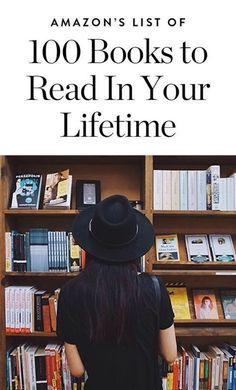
[{"x1": 57, "y1": 194, "x2": 177, "y2": 390}]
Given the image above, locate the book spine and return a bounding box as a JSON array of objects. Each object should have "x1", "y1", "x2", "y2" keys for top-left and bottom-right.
[
  {"x1": 153, "y1": 170, "x2": 163, "y2": 210},
  {"x1": 9, "y1": 286, "x2": 15, "y2": 333},
  {"x1": 230, "y1": 174, "x2": 236, "y2": 210},
  {"x1": 207, "y1": 165, "x2": 220, "y2": 210},
  {"x1": 219, "y1": 178, "x2": 227, "y2": 211},
  {"x1": 180, "y1": 170, "x2": 188, "y2": 211},
  {"x1": 34, "y1": 292, "x2": 43, "y2": 331},
  {"x1": 42, "y1": 295, "x2": 52, "y2": 333},
  {"x1": 171, "y1": 170, "x2": 180, "y2": 210},
  {"x1": 227, "y1": 177, "x2": 234, "y2": 211},
  {"x1": 197, "y1": 170, "x2": 207, "y2": 210},
  {"x1": 5, "y1": 232, "x2": 12, "y2": 272},
  {"x1": 162, "y1": 170, "x2": 171, "y2": 210},
  {"x1": 15, "y1": 286, "x2": 20, "y2": 334},
  {"x1": 5, "y1": 287, "x2": 10, "y2": 333},
  {"x1": 45, "y1": 345, "x2": 53, "y2": 390},
  {"x1": 187, "y1": 171, "x2": 197, "y2": 210},
  {"x1": 49, "y1": 295, "x2": 57, "y2": 332}
]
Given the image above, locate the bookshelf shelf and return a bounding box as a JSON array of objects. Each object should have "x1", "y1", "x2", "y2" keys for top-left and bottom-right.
[
  {"x1": 153, "y1": 210, "x2": 236, "y2": 217},
  {"x1": 4, "y1": 272, "x2": 79, "y2": 277},
  {"x1": 5, "y1": 332, "x2": 57, "y2": 337},
  {"x1": 1, "y1": 155, "x2": 236, "y2": 388},
  {"x1": 4, "y1": 209, "x2": 80, "y2": 215},
  {"x1": 175, "y1": 327, "x2": 236, "y2": 337}
]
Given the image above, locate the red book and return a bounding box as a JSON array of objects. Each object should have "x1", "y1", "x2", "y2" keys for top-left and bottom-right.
[{"x1": 42, "y1": 293, "x2": 52, "y2": 333}]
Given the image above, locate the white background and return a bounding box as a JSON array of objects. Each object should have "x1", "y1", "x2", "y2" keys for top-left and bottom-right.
[{"x1": 1, "y1": 0, "x2": 235, "y2": 155}]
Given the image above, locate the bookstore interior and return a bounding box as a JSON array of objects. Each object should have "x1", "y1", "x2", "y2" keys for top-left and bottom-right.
[{"x1": 1, "y1": 155, "x2": 236, "y2": 389}]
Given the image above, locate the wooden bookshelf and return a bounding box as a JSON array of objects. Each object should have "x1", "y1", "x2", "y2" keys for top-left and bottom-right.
[{"x1": 1, "y1": 155, "x2": 236, "y2": 388}]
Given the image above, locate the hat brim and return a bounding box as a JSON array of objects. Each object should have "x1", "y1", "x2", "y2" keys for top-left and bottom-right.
[{"x1": 72, "y1": 207, "x2": 154, "y2": 262}]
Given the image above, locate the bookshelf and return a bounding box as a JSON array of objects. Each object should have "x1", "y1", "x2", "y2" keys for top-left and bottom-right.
[{"x1": 1, "y1": 155, "x2": 236, "y2": 388}]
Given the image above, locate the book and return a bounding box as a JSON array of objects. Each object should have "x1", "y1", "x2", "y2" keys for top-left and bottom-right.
[
  {"x1": 68, "y1": 232, "x2": 81, "y2": 272},
  {"x1": 206, "y1": 165, "x2": 220, "y2": 210},
  {"x1": 187, "y1": 170, "x2": 197, "y2": 210},
  {"x1": 209, "y1": 234, "x2": 236, "y2": 262},
  {"x1": 192, "y1": 289, "x2": 219, "y2": 319},
  {"x1": 166, "y1": 287, "x2": 191, "y2": 319},
  {"x1": 153, "y1": 170, "x2": 163, "y2": 210},
  {"x1": 220, "y1": 290, "x2": 236, "y2": 319},
  {"x1": 155, "y1": 234, "x2": 180, "y2": 261},
  {"x1": 185, "y1": 234, "x2": 212, "y2": 262},
  {"x1": 162, "y1": 170, "x2": 171, "y2": 210},
  {"x1": 10, "y1": 174, "x2": 42, "y2": 209},
  {"x1": 179, "y1": 170, "x2": 188, "y2": 211},
  {"x1": 43, "y1": 169, "x2": 72, "y2": 209}
]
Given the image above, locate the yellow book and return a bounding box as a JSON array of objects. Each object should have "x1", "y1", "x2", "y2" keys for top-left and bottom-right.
[{"x1": 167, "y1": 287, "x2": 191, "y2": 319}]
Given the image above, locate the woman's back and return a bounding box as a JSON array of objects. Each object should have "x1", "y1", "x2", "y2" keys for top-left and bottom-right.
[{"x1": 57, "y1": 272, "x2": 174, "y2": 390}]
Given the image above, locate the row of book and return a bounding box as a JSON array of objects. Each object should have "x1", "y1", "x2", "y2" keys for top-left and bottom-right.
[
  {"x1": 167, "y1": 286, "x2": 236, "y2": 320},
  {"x1": 6, "y1": 342, "x2": 236, "y2": 390},
  {"x1": 5, "y1": 286, "x2": 60, "y2": 334},
  {"x1": 153, "y1": 165, "x2": 236, "y2": 211},
  {"x1": 5, "y1": 229, "x2": 85, "y2": 272},
  {"x1": 10, "y1": 170, "x2": 73, "y2": 210},
  {"x1": 5, "y1": 284, "x2": 236, "y2": 335},
  {"x1": 6, "y1": 343, "x2": 87, "y2": 390},
  {"x1": 160, "y1": 344, "x2": 236, "y2": 390},
  {"x1": 156, "y1": 233, "x2": 236, "y2": 262}
]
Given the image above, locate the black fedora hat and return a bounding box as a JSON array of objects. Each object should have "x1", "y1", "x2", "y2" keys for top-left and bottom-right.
[{"x1": 72, "y1": 194, "x2": 154, "y2": 262}]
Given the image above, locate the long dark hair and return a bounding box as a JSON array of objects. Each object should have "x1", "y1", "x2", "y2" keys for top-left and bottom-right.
[{"x1": 77, "y1": 254, "x2": 141, "y2": 345}]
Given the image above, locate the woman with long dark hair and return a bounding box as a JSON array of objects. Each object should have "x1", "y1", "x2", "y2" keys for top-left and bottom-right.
[{"x1": 57, "y1": 195, "x2": 177, "y2": 390}]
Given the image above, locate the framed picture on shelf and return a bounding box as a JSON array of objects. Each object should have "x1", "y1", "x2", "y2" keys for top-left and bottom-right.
[{"x1": 76, "y1": 180, "x2": 101, "y2": 209}]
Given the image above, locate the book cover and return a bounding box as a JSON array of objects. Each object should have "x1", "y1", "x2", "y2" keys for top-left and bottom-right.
[
  {"x1": 185, "y1": 234, "x2": 212, "y2": 263},
  {"x1": 209, "y1": 234, "x2": 236, "y2": 262},
  {"x1": 167, "y1": 287, "x2": 191, "y2": 319},
  {"x1": 43, "y1": 169, "x2": 72, "y2": 209},
  {"x1": 10, "y1": 174, "x2": 42, "y2": 209},
  {"x1": 192, "y1": 289, "x2": 219, "y2": 319},
  {"x1": 220, "y1": 290, "x2": 236, "y2": 320},
  {"x1": 155, "y1": 234, "x2": 180, "y2": 261}
]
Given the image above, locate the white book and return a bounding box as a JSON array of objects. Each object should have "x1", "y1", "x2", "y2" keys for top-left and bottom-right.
[
  {"x1": 153, "y1": 170, "x2": 163, "y2": 210},
  {"x1": 5, "y1": 232, "x2": 12, "y2": 272},
  {"x1": 180, "y1": 170, "x2": 188, "y2": 210},
  {"x1": 14, "y1": 286, "x2": 20, "y2": 333},
  {"x1": 187, "y1": 171, "x2": 197, "y2": 210},
  {"x1": 196, "y1": 170, "x2": 207, "y2": 210},
  {"x1": 5, "y1": 287, "x2": 10, "y2": 333},
  {"x1": 208, "y1": 345, "x2": 224, "y2": 390},
  {"x1": 162, "y1": 170, "x2": 171, "y2": 210},
  {"x1": 171, "y1": 170, "x2": 180, "y2": 210},
  {"x1": 27, "y1": 345, "x2": 38, "y2": 390},
  {"x1": 226, "y1": 177, "x2": 234, "y2": 211},
  {"x1": 206, "y1": 165, "x2": 220, "y2": 210},
  {"x1": 219, "y1": 178, "x2": 227, "y2": 211},
  {"x1": 9, "y1": 286, "x2": 15, "y2": 333},
  {"x1": 229, "y1": 173, "x2": 236, "y2": 210},
  {"x1": 185, "y1": 234, "x2": 212, "y2": 262},
  {"x1": 209, "y1": 234, "x2": 236, "y2": 262},
  {"x1": 226, "y1": 176, "x2": 235, "y2": 211}
]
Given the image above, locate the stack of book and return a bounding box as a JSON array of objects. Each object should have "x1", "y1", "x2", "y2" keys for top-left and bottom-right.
[
  {"x1": 6, "y1": 343, "x2": 87, "y2": 390},
  {"x1": 5, "y1": 286, "x2": 60, "y2": 334},
  {"x1": 153, "y1": 165, "x2": 236, "y2": 211},
  {"x1": 167, "y1": 285, "x2": 236, "y2": 320},
  {"x1": 5, "y1": 229, "x2": 85, "y2": 272},
  {"x1": 160, "y1": 344, "x2": 236, "y2": 390},
  {"x1": 155, "y1": 233, "x2": 236, "y2": 263}
]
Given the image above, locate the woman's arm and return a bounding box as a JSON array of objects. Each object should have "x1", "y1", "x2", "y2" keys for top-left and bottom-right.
[
  {"x1": 158, "y1": 324, "x2": 177, "y2": 363},
  {"x1": 64, "y1": 342, "x2": 85, "y2": 377}
]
